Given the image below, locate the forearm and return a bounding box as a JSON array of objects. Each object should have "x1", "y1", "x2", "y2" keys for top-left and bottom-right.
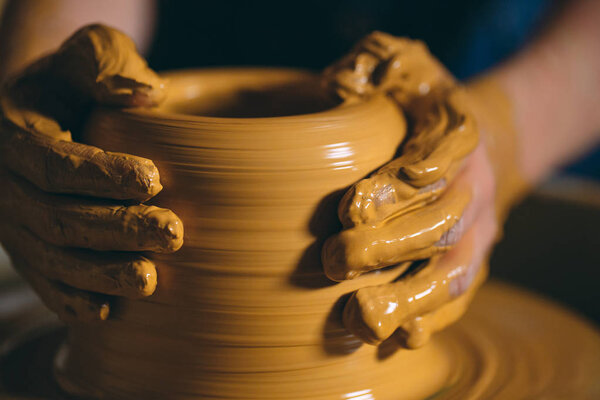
[
  {"x1": 0, "y1": 0, "x2": 157, "y2": 82},
  {"x1": 486, "y1": 0, "x2": 600, "y2": 184}
]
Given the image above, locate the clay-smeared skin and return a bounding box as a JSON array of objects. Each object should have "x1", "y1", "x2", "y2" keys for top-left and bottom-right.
[
  {"x1": 55, "y1": 68, "x2": 599, "y2": 400},
  {"x1": 322, "y1": 32, "x2": 453, "y2": 105},
  {"x1": 323, "y1": 186, "x2": 471, "y2": 281},
  {"x1": 1, "y1": 225, "x2": 157, "y2": 298},
  {"x1": 0, "y1": 25, "x2": 183, "y2": 322},
  {"x1": 1, "y1": 172, "x2": 182, "y2": 253},
  {"x1": 342, "y1": 241, "x2": 487, "y2": 346},
  {"x1": 322, "y1": 32, "x2": 481, "y2": 345},
  {"x1": 0, "y1": 24, "x2": 166, "y2": 200}
]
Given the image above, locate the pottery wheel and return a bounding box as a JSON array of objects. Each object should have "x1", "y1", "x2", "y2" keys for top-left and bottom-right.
[{"x1": 0, "y1": 279, "x2": 598, "y2": 400}]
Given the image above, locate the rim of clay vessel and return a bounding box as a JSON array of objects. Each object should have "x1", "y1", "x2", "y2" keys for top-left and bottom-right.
[{"x1": 124, "y1": 67, "x2": 388, "y2": 125}]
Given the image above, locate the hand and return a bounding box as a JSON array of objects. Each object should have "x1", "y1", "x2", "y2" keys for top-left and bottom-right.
[
  {"x1": 0, "y1": 25, "x2": 183, "y2": 323},
  {"x1": 321, "y1": 32, "x2": 496, "y2": 347}
]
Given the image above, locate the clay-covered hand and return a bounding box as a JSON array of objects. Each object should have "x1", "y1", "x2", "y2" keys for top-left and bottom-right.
[
  {"x1": 0, "y1": 25, "x2": 183, "y2": 322},
  {"x1": 322, "y1": 32, "x2": 493, "y2": 347}
]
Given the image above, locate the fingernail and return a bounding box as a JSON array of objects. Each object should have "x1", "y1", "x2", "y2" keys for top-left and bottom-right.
[
  {"x1": 448, "y1": 262, "x2": 478, "y2": 297},
  {"x1": 435, "y1": 216, "x2": 464, "y2": 247},
  {"x1": 146, "y1": 208, "x2": 184, "y2": 252}
]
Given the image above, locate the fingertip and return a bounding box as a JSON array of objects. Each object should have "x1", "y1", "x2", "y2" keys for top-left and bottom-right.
[
  {"x1": 129, "y1": 90, "x2": 156, "y2": 108},
  {"x1": 123, "y1": 258, "x2": 157, "y2": 298},
  {"x1": 343, "y1": 287, "x2": 396, "y2": 345},
  {"x1": 146, "y1": 179, "x2": 163, "y2": 200},
  {"x1": 397, "y1": 317, "x2": 431, "y2": 349},
  {"x1": 134, "y1": 158, "x2": 163, "y2": 200},
  {"x1": 343, "y1": 292, "x2": 382, "y2": 345},
  {"x1": 323, "y1": 229, "x2": 381, "y2": 281},
  {"x1": 29, "y1": 140, "x2": 165, "y2": 201},
  {"x1": 339, "y1": 178, "x2": 380, "y2": 228},
  {"x1": 130, "y1": 82, "x2": 167, "y2": 108},
  {"x1": 321, "y1": 235, "x2": 354, "y2": 281},
  {"x1": 60, "y1": 293, "x2": 111, "y2": 323},
  {"x1": 161, "y1": 214, "x2": 184, "y2": 253},
  {"x1": 108, "y1": 152, "x2": 163, "y2": 201},
  {"x1": 401, "y1": 158, "x2": 450, "y2": 187},
  {"x1": 142, "y1": 207, "x2": 184, "y2": 253},
  {"x1": 98, "y1": 302, "x2": 110, "y2": 321},
  {"x1": 401, "y1": 163, "x2": 435, "y2": 182}
]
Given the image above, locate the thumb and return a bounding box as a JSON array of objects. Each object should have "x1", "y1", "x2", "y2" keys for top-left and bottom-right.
[{"x1": 52, "y1": 23, "x2": 166, "y2": 107}]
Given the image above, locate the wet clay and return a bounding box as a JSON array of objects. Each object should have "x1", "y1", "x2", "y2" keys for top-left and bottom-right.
[
  {"x1": 51, "y1": 33, "x2": 515, "y2": 399},
  {"x1": 54, "y1": 67, "x2": 470, "y2": 400},
  {"x1": 0, "y1": 25, "x2": 594, "y2": 399},
  {"x1": 321, "y1": 32, "x2": 482, "y2": 345},
  {"x1": 342, "y1": 242, "x2": 488, "y2": 347},
  {"x1": 3, "y1": 280, "x2": 600, "y2": 399},
  {"x1": 0, "y1": 172, "x2": 182, "y2": 254},
  {"x1": 361, "y1": 73, "x2": 534, "y2": 350},
  {"x1": 0, "y1": 26, "x2": 540, "y2": 398},
  {"x1": 50, "y1": 60, "x2": 535, "y2": 398}
]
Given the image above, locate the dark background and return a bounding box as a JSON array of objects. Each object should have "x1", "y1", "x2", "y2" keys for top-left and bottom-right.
[{"x1": 147, "y1": 0, "x2": 549, "y2": 79}]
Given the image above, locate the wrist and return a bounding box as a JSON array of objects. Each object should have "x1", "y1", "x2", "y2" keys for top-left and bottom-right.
[
  {"x1": 483, "y1": 0, "x2": 600, "y2": 185},
  {"x1": 465, "y1": 74, "x2": 530, "y2": 220}
]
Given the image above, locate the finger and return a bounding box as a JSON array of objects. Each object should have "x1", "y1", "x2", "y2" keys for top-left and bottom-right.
[
  {"x1": 338, "y1": 166, "x2": 454, "y2": 229},
  {"x1": 10, "y1": 258, "x2": 109, "y2": 323},
  {"x1": 338, "y1": 91, "x2": 477, "y2": 228},
  {"x1": 323, "y1": 183, "x2": 470, "y2": 281},
  {"x1": 322, "y1": 52, "x2": 378, "y2": 100},
  {"x1": 1, "y1": 24, "x2": 165, "y2": 137},
  {"x1": 323, "y1": 32, "x2": 452, "y2": 103},
  {"x1": 399, "y1": 89, "x2": 478, "y2": 186},
  {"x1": 1, "y1": 171, "x2": 183, "y2": 252},
  {"x1": 0, "y1": 226, "x2": 157, "y2": 298},
  {"x1": 4, "y1": 24, "x2": 166, "y2": 110},
  {"x1": 0, "y1": 24, "x2": 166, "y2": 200},
  {"x1": 53, "y1": 24, "x2": 166, "y2": 106},
  {"x1": 396, "y1": 265, "x2": 488, "y2": 349},
  {"x1": 0, "y1": 126, "x2": 162, "y2": 201},
  {"x1": 342, "y1": 209, "x2": 494, "y2": 345},
  {"x1": 330, "y1": 142, "x2": 493, "y2": 280}
]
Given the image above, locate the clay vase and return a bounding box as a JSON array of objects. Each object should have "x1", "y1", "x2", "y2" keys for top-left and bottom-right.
[{"x1": 55, "y1": 68, "x2": 461, "y2": 399}]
